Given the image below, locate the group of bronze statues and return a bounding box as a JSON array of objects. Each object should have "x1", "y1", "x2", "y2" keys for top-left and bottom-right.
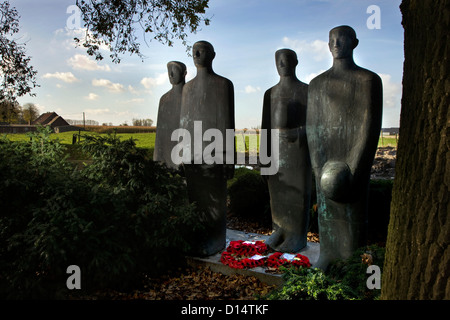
[{"x1": 153, "y1": 25, "x2": 383, "y2": 270}]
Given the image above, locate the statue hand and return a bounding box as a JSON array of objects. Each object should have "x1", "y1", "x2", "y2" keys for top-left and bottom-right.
[{"x1": 320, "y1": 161, "x2": 353, "y2": 202}]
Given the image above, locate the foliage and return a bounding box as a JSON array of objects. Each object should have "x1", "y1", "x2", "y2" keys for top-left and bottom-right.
[
  {"x1": 84, "y1": 125, "x2": 156, "y2": 134},
  {"x1": 265, "y1": 267, "x2": 357, "y2": 300},
  {"x1": 0, "y1": 1, "x2": 38, "y2": 102},
  {"x1": 327, "y1": 244, "x2": 385, "y2": 300},
  {"x1": 227, "y1": 168, "x2": 271, "y2": 222},
  {"x1": 265, "y1": 244, "x2": 385, "y2": 300},
  {"x1": 75, "y1": 0, "x2": 211, "y2": 62},
  {"x1": 0, "y1": 126, "x2": 202, "y2": 298},
  {"x1": 0, "y1": 100, "x2": 39, "y2": 124},
  {"x1": 0, "y1": 99, "x2": 21, "y2": 123},
  {"x1": 132, "y1": 118, "x2": 154, "y2": 127},
  {"x1": 3, "y1": 130, "x2": 157, "y2": 156},
  {"x1": 20, "y1": 103, "x2": 39, "y2": 124}
]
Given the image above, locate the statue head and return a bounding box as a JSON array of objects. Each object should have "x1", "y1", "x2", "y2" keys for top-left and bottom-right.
[
  {"x1": 328, "y1": 25, "x2": 359, "y2": 59},
  {"x1": 167, "y1": 61, "x2": 187, "y2": 85},
  {"x1": 192, "y1": 41, "x2": 215, "y2": 69},
  {"x1": 275, "y1": 49, "x2": 298, "y2": 77}
]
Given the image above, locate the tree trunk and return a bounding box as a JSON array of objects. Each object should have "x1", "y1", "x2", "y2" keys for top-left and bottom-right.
[{"x1": 381, "y1": 0, "x2": 449, "y2": 299}]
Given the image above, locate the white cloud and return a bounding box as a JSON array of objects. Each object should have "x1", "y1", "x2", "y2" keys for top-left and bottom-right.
[
  {"x1": 85, "y1": 93, "x2": 99, "y2": 100},
  {"x1": 140, "y1": 73, "x2": 167, "y2": 90},
  {"x1": 34, "y1": 103, "x2": 47, "y2": 114},
  {"x1": 84, "y1": 108, "x2": 110, "y2": 115},
  {"x1": 244, "y1": 85, "x2": 261, "y2": 94},
  {"x1": 128, "y1": 85, "x2": 139, "y2": 94},
  {"x1": 68, "y1": 54, "x2": 111, "y2": 71},
  {"x1": 282, "y1": 37, "x2": 329, "y2": 62},
  {"x1": 123, "y1": 98, "x2": 145, "y2": 104},
  {"x1": 92, "y1": 78, "x2": 125, "y2": 93},
  {"x1": 42, "y1": 72, "x2": 79, "y2": 83},
  {"x1": 378, "y1": 73, "x2": 402, "y2": 109}
]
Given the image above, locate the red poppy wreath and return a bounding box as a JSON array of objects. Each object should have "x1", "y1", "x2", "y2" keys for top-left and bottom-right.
[
  {"x1": 266, "y1": 252, "x2": 311, "y2": 269},
  {"x1": 220, "y1": 240, "x2": 268, "y2": 269},
  {"x1": 220, "y1": 240, "x2": 311, "y2": 270}
]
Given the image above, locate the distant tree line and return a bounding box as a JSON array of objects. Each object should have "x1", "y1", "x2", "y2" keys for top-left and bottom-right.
[
  {"x1": 132, "y1": 118, "x2": 154, "y2": 127},
  {"x1": 0, "y1": 100, "x2": 39, "y2": 124}
]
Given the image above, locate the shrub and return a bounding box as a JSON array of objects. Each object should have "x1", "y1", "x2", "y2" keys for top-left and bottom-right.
[
  {"x1": 84, "y1": 125, "x2": 156, "y2": 134},
  {"x1": 265, "y1": 266, "x2": 356, "y2": 300},
  {"x1": 0, "y1": 128, "x2": 202, "y2": 298},
  {"x1": 327, "y1": 244, "x2": 385, "y2": 300},
  {"x1": 265, "y1": 244, "x2": 385, "y2": 300},
  {"x1": 228, "y1": 168, "x2": 271, "y2": 222}
]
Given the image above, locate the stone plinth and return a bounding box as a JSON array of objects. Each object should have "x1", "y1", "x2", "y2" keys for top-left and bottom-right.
[{"x1": 187, "y1": 229, "x2": 320, "y2": 287}]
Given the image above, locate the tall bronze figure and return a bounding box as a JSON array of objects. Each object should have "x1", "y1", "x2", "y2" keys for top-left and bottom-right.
[
  {"x1": 153, "y1": 61, "x2": 187, "y2": 169},
  {"x1": 261, "y1": 49, "x2": 312, "y2": 252},
  {"x1": 179, "y1": 41, "x2": 235, "y2": 256},
  {"x1": 306, "y1": 26, "x2": 383, "y2": 269}
]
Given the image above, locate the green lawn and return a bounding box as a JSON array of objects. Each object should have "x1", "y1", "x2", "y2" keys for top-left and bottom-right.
[
  {"x1": 3, "y1": 131, "x2": 156, "y2": 149},
  {"x1": 3, "y1": 131, "x2": 397, "y2": 160},
  {"x1": 378, "y1": 135, "x2": 398, "y2": 147}
]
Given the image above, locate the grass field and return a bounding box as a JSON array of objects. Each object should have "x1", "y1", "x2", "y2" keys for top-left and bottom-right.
[
  {"x1": 3, "y1": 131, "x2": 156, "y2": 149},
  {"x1": 2, "y1": 130, "x2": 397, "y2": 159},
  {"x1": 378, "y1": 135, "x2": 398, "y2": 147}
]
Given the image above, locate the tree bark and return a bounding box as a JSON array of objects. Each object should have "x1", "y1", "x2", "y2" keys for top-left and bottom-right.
[{"x1": 381, "y1": 0, "x2": 449, "y2": 299}]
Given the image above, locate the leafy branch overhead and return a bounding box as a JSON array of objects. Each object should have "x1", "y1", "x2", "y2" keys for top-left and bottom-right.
[
  {"x1": 75, "y1": 0, "x2": 211, "y2": 63},
  {"x1": 0, "y1": 1, "x2": 38, "y2": 102}
]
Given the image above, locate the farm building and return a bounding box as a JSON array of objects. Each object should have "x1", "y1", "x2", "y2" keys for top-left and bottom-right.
[
  {"x1": 381, "y1": 127, "x2": 400, "y2": 135},
  {"x1": 32, "y1": 112, "x2": 83, "y2": 133},
  {"x1": 0, "y1": 112, "x2": 82, "y2": 134},
  {"x1": 33, "y1": 112, "x2": 68, "y2": 127}
]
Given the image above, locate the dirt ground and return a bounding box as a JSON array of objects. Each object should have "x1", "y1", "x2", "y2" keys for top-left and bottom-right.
[{"x1": 371, "y1": 146, "x2": 397, "y2": 180}]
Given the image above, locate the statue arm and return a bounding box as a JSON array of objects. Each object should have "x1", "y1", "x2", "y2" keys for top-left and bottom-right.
[
  {"x1": 349, "y1": 74, "x2": 383, "y2": 193},
  {"x1": 305, "y1": 81, "x2": 324, "y2": 174},
  {"x1": 260, "y1": 89, "x2": 272, "y2": 159},
  {"x1": 224, "y1": 80, "x2": 235, "y2": 179}
]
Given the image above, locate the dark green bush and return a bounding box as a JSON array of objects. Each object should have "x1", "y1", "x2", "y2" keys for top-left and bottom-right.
[
  {"x1": 327, "y1": 244, "x2": 385, "y2": 300},
  {"x1": 265, "y1": 266, "x2": 357, "y2": 300},
  {"x1": 228, "y1": 168, "x2": 271, "y2": 222},
  {"x1": 265, "y1": 244, "x2": 385, "y2": 300},
  {"x1": 0, "y1": 127, "x2": 202, "y2": 298}
]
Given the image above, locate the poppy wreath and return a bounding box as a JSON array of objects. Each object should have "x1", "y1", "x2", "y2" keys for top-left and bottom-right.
[
  {"x1": 266, "y1": 252, "x2": 312, "y2": 269},
  {"x1": 220, "y1": 240, "x2": 268, "y2": 269}
]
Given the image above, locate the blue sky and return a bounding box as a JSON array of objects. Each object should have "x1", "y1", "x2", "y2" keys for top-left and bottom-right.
[{"x1": 12, "y1": 0, "x2": 403, "y2": 128}]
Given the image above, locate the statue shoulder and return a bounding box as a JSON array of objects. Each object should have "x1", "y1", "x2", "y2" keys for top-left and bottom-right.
[
  {"x1": 159, "y1": 90, "x2": 171, "y2": 105},
  {"x1": 308, "y1": 70, "x2": 330, "y2": 90},
  {"x1": 182, "y1": 78, "x2": 195, "y2": 91},
  {"x1": 215, "y1": 74, "x2": 234, "y2": 88},
  {"x1": 356, "y1": 67, "x2": 382, "y2": 83}
]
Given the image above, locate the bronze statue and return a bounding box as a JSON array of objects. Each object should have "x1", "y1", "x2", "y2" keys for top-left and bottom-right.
[
  {"x1": 153, "y1": 61, "x2": 186, "y2": 169},
  {"x1": 261, "y1": 48, "x2": 312, "y2": 252},
  {"x1": 306, "y1": 26, "x2": 383, "y2": 269},
  {"x1": 179, "y1": 41, "x2": 235, "y2": 256}
]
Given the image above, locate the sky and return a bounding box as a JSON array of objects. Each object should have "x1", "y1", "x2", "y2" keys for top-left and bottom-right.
[{"x1": 11, "y1": 0, "x2": 404, "y2": 129}]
